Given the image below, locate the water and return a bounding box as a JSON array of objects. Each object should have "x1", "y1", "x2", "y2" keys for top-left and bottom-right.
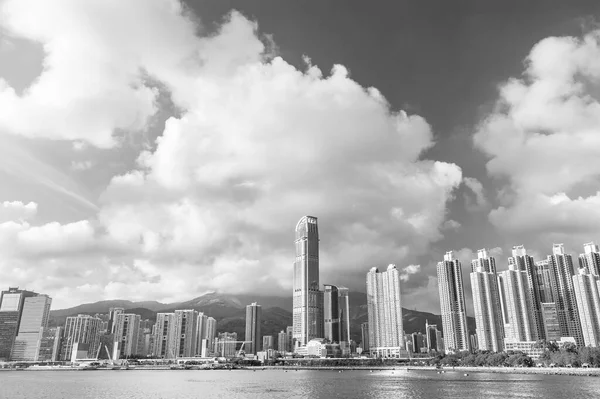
[{"x1": 1, "y1": 369, "x2": 598, "y2": 398}]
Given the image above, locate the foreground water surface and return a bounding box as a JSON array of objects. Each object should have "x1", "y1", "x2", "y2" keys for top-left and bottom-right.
[{"x1": 1, "y1": 369, "x2": 598, "y2": 398}]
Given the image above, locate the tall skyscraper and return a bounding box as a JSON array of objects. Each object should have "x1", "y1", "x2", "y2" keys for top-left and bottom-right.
[
  {"x1": 572, "y1": 269, "x2": 600, "y2": 347},
  {"x1": 470, "y1": 249, "x2": 504, "y2": 352},
  {"x1": 204, "y1": 317, "x2": 217, "y2": 354},
  {"x1": 286, "y1": 326, "x2": 293, "y2": 352},
  {"x1": 262, "y1": 335, "x2": 274, "y2": 351},
  {"x1": 366, "y1": 264, "x2": 405, "y2": 357},
  {"x1": 113, "y1": 313, "x2": 141, "y2": 359},
  {"x1": 437, "y1": 252, "x2": 469, "y2": 353},
  {"x1": 323, "y1": 285, "x2": 340, "y2": 343},
  {"x1": 108, "y1": 307, "x2": 124, "y2": 334},
  {"x1": 425, "y1": 321, "x2": 438, "y2": 353},
  {"x1": 245, "y1": 302, "x2": 262, "y2": 354},
  {"x1": 360, "y1": 322, "x2": 369, "y2": 352},
  {"x1": 293, "y1": 216, "x2": 324, "y2": 347},
  {"x1": 11, "y1": 295, "x2": 52, "y2": 361},
  {"x1": 498, "y1": 263, "x2": 539, "y2": 342},
  {"x1": 174, "y1": 310, "x2": 198, "y2": 357},
  {"x1": 579, "y1": 242, "x2": 600, "y2": 276},
  {"x1": 277, "y1": 330, "x2": 288, "y2": 353},
  {"x1": 508, "y1": 246, "x2": 544, "y2": 340},
  {"x1": 338, "y1": 287, "x2": 351, "y2": 343},
  {"x1": 0, "y1": 287, "x2": 37, "y2": 360},
  {"x1": 61, "y1": 314, "x2": 102, "y2": 361},
  {"x1": 153, "y1": 313, "x2": 176, "y2": 358},
  {"x1": 548, "y1": 244, "x2": 584, "y2": 345},
  {"x1": 195, "y1": 312, "x2": 208, "y2": 356}
]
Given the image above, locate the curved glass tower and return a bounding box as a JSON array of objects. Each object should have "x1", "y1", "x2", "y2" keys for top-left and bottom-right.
[{"x1": 293, "y1": 216, "x2": 324, "y2": 347}]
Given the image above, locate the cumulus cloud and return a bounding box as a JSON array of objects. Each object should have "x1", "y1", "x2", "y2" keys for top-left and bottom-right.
[
  {"x1": 474, "y1": 29, "x2": 600, "y2": 248},
  {"x1": 0, "y1": 201, "x2": 37, "y2": 222},
  {"x1": 400, "y1": 264, "x2": 421, "y2": 281},
  {"x1": 0, "y1": 2, "x2": 463, "y2": 307},
  {"x1": 462, "y1": 177, "x2": 488, "y2": 212}
]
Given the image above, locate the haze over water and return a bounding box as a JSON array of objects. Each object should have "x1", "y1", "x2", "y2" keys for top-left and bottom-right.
[{"x1": 2, "y1": 370, "x2": 599, "y2": 399}]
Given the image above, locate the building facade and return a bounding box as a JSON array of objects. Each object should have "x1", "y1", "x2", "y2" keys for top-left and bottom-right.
[
  {"x1": 572, "y1": 269, "x2": 600, "y2": 347},
  {"x1": 437, "y1": 252, "x2": 469, "y2": 352},
  {"x1": 293, "y1": 216, "x2": 324, "y2": 348},
  {"x1": 579, "y1": 242, "x2": 600, "y2": 276},
  {"x1": 0, "y1": 288, "x2": 37, "y2": 360},
  {"x1": 366, "y1": 264, "x2": 405, "y2": 357},
  {"x1": 113, "y1": 313, "x2": 141, "y2": 359},
  {"x1": 548, "y1": 244, "x2": 584, "y2": 345},
  {"x1": 470, "y1": 249, "x2": 504, "y2": 352},
  {"x1": 61, "y1": 314, "x2": 102, "y2": 361},
  {"x1": 174, "y1": 310, "x2": 198, "y2": 358},
  {"x1": 245, "y1": 302, "x2": 262, "y2": 354},
  {"x1": 153, "y1": 313, "x2": 176, "y2": 358},
  {"x1": 11, "y1": 295, "x2": 52, "y2": 361},
  {"x1": 323, "y1": 285, "x2": 340, "y2": 343},
  {"x1": 498, "y1": 264, "x2": 539, "y2": 343}
]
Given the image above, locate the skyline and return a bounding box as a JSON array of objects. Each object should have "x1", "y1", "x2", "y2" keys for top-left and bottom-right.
[{"x1": 1, "y1": 0, "x2": 600, "y2": 311}]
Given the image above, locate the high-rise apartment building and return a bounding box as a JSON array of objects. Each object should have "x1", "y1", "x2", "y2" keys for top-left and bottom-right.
[
  {"x1": 11, "y1": 295, "x2": 52, "y2": 361},
  {"x1": 572, "y1": 269, "x2": 600, "y2": 347},
  {"x1": 293, "y1": 216, "x2": 324, "y2": 348},
  {"x1": 548, "y1": 244, "x2": 584, "y2": 345},
  {"x1": 108, "y1": 307, "x2": 124, "y2": 334},
  {"x1": 366, "y1": 264, "x2": 405, "y2": 357},
  {"x1": 360, "y1": 322, "x2": 369, "y2": 352},
  {"x1": 205, "y1": 317, "x2": 217, "y2": 355},
  {"x1": 498, "y1": 263, "x2": 539, "y2": 342},
  {"x1": 278, "y1": 330, "x2": 288, "y2": 353},
  {"x1": 508, "y1": 246, "x2": 544, "y2": 340},
  {"x1": 37, "y1": 327, "x2": 62, "y2": 362},
  {"x1": 286, "y1": 326, "x2": 293, "y2": 352},
  {"x1": 0, "y1": 287, "x2": 37, "y2": 360},
  {"x1": 323, "y1": 285, "x2": 340, "y2": 343},
  {"x1": 216, "y1": 332, "x2": 237, "y2": 357},
  {"x1": 153, "y1": 313, "x2": 176, "y2": 358},
  {"x1": 113, "y1": 313, "x2": 141, "y2": 359},
  {"x1": 541, "y1": 302, "x2": 561, "y2": 341},
  {"x1": 262, "y1": 335, "x2": 274, "y2": 351},
  {"x1": 470, "y1": 249, "x2": 504, "y2": 352},
  {"x1": 61, "y1": 314, "x2": 102, "y2": 361},
  {"x1": 174, "y1": 310, "x2": 198, "y2": 357},
  {"x1": 437, "y1": 252, "x2": 469, "y2": 353},
  {"x1": 338, "y1": 287, "x2": 350, "y2": 343},
  {"x1": 579, "y1": 242, "x2": 600, "y2": 276},
  {"x1": 425, "y1": 321, "x2": 438, "y2": 353},
  {"x1": 245, "y1": 302, "x2": 262, "y2": 354},
  {"x1": 195, "y1": 312, "x2": 208, "y2": 356}
]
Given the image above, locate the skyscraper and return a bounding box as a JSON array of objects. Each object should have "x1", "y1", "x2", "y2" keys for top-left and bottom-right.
[
  {"x1": 262, "y1": 335, "x2": 274, "y2": 351},
  {"x1": 548, "y1": 244, "x2": 584, "y2": 345},
  {"x1": 108, "y1": 307, "x2": 124, "y2": 334},
  {"x1": 470, "y1": 249, "x2": 504, "y2": 352},
  {"x1": 195, "y1": 312, "x2": 208, "y2": 356},
  {"x1": 0, "y1": 287, "x2": 37, "y2": 360},
  {"x1": 286, "y1": 326, "x2": 293, "y2": 352},
  {"x1": 509, "y1": 246, "x2": 545, "y2": 340},
  {"x1": 204, "y1": 317, "x2": 217, "y2": 355},
  {"x1": 338, "y1": 287, "x2": 351, "y2": 343},
  {"x1": 498, "y1": 263, "x2": 539, "y2": 342},
  {"x1": 174, "y1": 310, "x2": 198, "y2": 357},
  {"x1": 572, "y1": 269, "x2": 600, "y2": 347},
  {"x1": 61, "y1": 314, "x2": 102, "y2": 361},
  {"x1": 245, "y1": 302, "x2": 262, "y2": 354},
  {"x1": 113, "y1": 313, "x2": 141, "y2": 359},
  {"x1": 293, "y1": 216, "x2": 324, "y2": 347},
  {"x1": 323, "y1": 285, "x2": 340, "y2": 343},
  {"x1": 153, "y1": 313, "x2": 176, "y2": 358},
  {"x1": 216, "y1": 332, "x2": 237, "y2": 357},
  {"x1": 366, "y1": 264, "x2": 405, "y2": 357},
  {"x1": 425, "y1": 321, "x2": 438, "y2": 353},
  {"x1": 11, "y1": 295, "x2": 52, "y2": 361},
  {"x1": 360, "y1": 322, "x2": 369, "y2": 352},
  {"x1": 278, "y1": 330, "x2": 288, "y2": 353},
  {"x1": 579, "y1": 242, "x2": 600, "y2": 276},
  {"x1": 437, "y1": 252, "x2": 469, "y2": 353}
]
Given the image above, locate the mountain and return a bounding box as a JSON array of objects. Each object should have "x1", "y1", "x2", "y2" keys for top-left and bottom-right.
[{"x1": 49, "y1": 292, "x2": 475, "y2": 344}]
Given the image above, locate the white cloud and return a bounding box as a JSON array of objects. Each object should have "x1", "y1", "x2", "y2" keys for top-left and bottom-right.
[
  {"x1": 474, "y1": 29, "x2": 600, "y2": 248},
  {"x1": 0, "y1": 201, "x2": 37, "y2": 222},
  {"x1": 462, "y1": 177, "x2": 488, "y2": 211},
  {"x1": 442, "y1": 219, "x2": 461, "y2": 231},
  {"x1": 400, "y1": 264, "x2": 421, "y2": 281},
  {"x1": 0, "y1": 3, "x2": 464, "y2": 307},
  {"x1": 71, "y1": 160, "x2": 92, "y2": 171}
]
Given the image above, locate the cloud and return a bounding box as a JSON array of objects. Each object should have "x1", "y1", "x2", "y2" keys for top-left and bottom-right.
[
  {"x1": 400, "y1": 264, "x2": 421, "y2": 281},
  {"x1": 71, "y1": 160, "x2": 93, "y2": 171},
  {"x1": 0, "y1": 3, "x2": 463, "y2": 307},
  {"x1": 474, "y1": 29, "x2": 600, "y2": 248},
  {"x1": 462, "y1": 177, "x2": 488, "y2": 212},
  {"x1": 0, "y1": 201, "x2": 37, "y2": 222},
  {"x1": 442, "y1": 219, "x2": 461, "y2": 231}
]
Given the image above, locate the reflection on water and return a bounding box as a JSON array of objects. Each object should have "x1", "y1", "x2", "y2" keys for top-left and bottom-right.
[{"x1": 1, "y1": 369, "x2": 599, "y2": 399}]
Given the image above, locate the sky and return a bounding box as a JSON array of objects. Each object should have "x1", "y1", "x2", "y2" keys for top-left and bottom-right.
[{"x1": 0, "y1": 0, "x2": 599, "y2": 312}]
